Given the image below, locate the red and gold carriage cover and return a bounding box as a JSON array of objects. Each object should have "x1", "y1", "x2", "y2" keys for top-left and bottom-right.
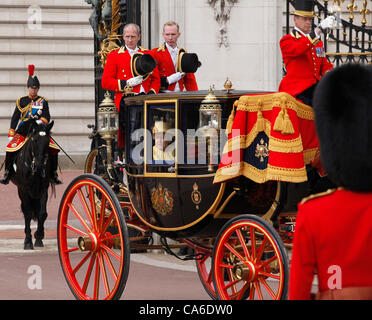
[{"x1": 214, "y1": 92, "x2": 318, "y2": 184}]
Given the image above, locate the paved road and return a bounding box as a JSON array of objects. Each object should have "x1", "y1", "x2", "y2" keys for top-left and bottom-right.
[
  {"x1": 0, "y1": 243, "x2": 210, "y2": 300},
  {"x1": 0, "y1": 171, "x2": 211, "y2": 300}
]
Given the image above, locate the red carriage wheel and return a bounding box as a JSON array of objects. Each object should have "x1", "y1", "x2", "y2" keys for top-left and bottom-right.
[
  {"x1": 57, "y1": 174, "x2": 130, "y2": 300},
  {"x1": 212, "y1": 215, "x2": 289, "y2": 300}
]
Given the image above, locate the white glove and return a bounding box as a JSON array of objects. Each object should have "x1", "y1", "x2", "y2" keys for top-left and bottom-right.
[
  {"x1": 126, "y1": 75, "x2": 143, "y2": 87},
  {"x1": 36, "y1": 120, "x2": 43, "y2": 125},
  {"x1": 319, "y1": 16, "x2": 336, "y2": 30},
  {"x1": 167, "y1": 72, "x2": 185, "y2": 85},
  {"x1": 8, "y1": 136, "x2": 13, "y2": 142}
]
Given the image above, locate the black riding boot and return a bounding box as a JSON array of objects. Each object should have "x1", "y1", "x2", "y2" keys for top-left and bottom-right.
[
  {"x1": 50, "y1": 153, "x2": 62, "y2": 185},
  {"x1": 0, "y1": 152, "x2": 15, "y2": 185}
]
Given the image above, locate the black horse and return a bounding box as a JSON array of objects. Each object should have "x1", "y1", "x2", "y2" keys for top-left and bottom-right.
[{"x1": 11, "y1": 119, "x2": 55, "y2": 250}]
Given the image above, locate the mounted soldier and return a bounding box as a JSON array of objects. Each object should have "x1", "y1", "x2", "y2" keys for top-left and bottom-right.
[{"x1": 0, "y1": 65, "x2": 62, "y2": 185}]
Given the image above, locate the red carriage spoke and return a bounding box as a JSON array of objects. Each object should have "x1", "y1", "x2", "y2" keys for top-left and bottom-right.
[
  {"x1": 63, "y1": 223, "x2": 87, "y2": 237},
  {"x1": 72, "y1": 252, "x2": 92, "y2": 276},
  {"x1": 82, "y1": 253, "x2": 96, "y2": 295},
  {"x1": 76, "y1": 189, "x2": 95, "y2": 230},
  {"x1": 67, "y1": 202, "x2": 92, "y2": 234}
]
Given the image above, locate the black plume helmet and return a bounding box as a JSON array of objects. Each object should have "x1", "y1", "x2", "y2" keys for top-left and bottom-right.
[
  {"x1": 27, "y1": 64, "x2": 40, "y2": 88},
  {"x1": 177, "y1": 48, "x2": 202, "y2": 74},
  {"x1": 313, "y1": 63, "x2": 372, "y2": 192}
]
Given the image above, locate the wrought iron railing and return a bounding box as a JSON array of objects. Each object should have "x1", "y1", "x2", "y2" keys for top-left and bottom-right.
[{"x1": 286, "y1": 0, "x2": 372, "y2": 65}]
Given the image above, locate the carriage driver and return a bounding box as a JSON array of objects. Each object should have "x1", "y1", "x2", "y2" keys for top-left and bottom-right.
[
  {"x1": 0, "y1": 65, "x2": 62, "y2": 185},
  {"x1": 279, "y1": 0, "x2": 336, "y2": 106}
]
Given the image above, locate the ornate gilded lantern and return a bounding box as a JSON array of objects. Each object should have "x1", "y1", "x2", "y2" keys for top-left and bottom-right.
[
  {"x1": 97, "y1": 91, "x2": 119, "y2": 138},
  {"x1": 199, "y1": 85, "x2": 222, "y2": 131},
  {"x1": 97, "y1": 91, "x2": 119, "y2": 173},
  {"x1": 199, "y1": 86, "x2": 222, "y2": 171}
]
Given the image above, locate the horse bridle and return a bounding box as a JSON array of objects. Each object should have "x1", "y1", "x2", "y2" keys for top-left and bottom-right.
[{"x1": 28, "y1": 129, "x2": 49, "y2": 177}]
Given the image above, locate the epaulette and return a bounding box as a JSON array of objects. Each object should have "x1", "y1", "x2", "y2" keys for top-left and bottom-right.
[
  {"x1": 38, "y1": 96, "x2": 47, "y2": 102},
  {"x1": 290, "y1": 30, "x2": 301, "y2": 39},
  {"x1": 139, "y1": 46, "x2": 149, "y2": 52},
  {"x1": 157, "y1": 43, "x2": 166, "y2": 52},
  {"x1": 300, "y1": 188, "x2": 337, "y2": 205},
  {"x1": 118, "y1": 46, "x2": 126, "y2": 54}
]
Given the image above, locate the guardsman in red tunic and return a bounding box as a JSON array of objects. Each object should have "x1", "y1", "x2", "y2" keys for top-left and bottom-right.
[
  {"x1": 101, "y1": 23, "x2": 160, "y2": 111},
  {"x1": 289, "y1": 63, "x2": 372, "y2": 300},
  {"x1": 0, "y1": 65, "x2": 61, "y2": 185},
  {"x1": 152, "y1": 21, "x2": 199, "y2": 92},
  {"x1": 279, "y1": 0, "x2": 335, "y2": 106}
]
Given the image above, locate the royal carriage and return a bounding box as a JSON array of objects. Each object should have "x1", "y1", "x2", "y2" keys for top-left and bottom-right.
[{"x1": 57, "y1": 85, "x2": 319, "y2": 300}]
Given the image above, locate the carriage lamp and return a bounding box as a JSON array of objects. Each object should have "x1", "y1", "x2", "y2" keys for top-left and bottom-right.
[
  {"x1": 199, "y1": 85, "x2": 222, "y2": 131},
  {"x1": 97, "y1": 91, "x2": 119, "y2": 138},
  {"x1": 199, "y1": 86, "x2": 222, "y2": 171},
  {"x1": 97, "y1": 91, "x2": 119, "y2": 173}
]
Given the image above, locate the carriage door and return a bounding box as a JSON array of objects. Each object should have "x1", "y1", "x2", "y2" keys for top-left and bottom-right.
[{"x1": 145, "y1": 100, "x2": 178, "y2": 176}]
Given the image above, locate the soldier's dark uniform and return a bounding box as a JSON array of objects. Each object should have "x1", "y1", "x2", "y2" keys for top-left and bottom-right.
[{"x1": 0, "y1": 65, "x2": 61, "y2": 185}]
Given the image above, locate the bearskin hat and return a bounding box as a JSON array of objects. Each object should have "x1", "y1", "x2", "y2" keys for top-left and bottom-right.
[{"x1": 313, "y1": 63, "x2": 372, "y2": 192}]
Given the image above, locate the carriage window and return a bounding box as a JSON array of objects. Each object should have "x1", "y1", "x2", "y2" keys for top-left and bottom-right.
[
  {"x1": 177, "y1": 101, "x2": 225, "y2": 175},
  {"x1": 146, "y1": 102, "x2": 176, "y2": 174},
  {"x1": 126, "y1": 105, "x2": 144, "y2": 167}
]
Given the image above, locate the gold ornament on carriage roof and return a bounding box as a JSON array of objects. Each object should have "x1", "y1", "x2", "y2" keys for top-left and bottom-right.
[
  {"x1": 224, "y1": 77, "x2": 233, "y2": 93},
  {"x1": 151, "y1": 184, "x2": 174, "y2": 216}
]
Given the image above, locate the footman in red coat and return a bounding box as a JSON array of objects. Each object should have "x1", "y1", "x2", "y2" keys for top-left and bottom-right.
[{"x1": 152, "y1": 21, "x2": 200, "y2": 92}]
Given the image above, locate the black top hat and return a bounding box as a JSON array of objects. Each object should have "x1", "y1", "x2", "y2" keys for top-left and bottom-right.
[
  {"x1": 27, "y1": 64, "x2": 40, "y2": 88},
  {"x1": 176, "y1": 48, "x2": 202, "y2": 74},
  {"x1": 131, "y1": 52, "x2": 157, "y2": 80},
  {"x1": 292, "y1": 0, "x2": 314, "y2": 17},
  {"x1": 313, "y1": 63, "x2": 372, "y2": 192}
]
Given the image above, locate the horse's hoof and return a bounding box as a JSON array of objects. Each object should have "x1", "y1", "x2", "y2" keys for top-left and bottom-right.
[
  {"x1": 34, "y1": 239, "x2": 44, "y2": 247},
  {"x1": 24, "y1": 242, "x2": 34, "y2": 250}
]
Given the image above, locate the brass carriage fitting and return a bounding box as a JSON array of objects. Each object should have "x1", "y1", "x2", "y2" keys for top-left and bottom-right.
[
  {"x1": 233, "y1": 261, "x2": 256, "y2": 282},
  {"x1": 224, "y1": 77, "x2": 233, "y2": 93},
  {"x1": 78, "y1": 234, "x2": 98, "y2": 252}
]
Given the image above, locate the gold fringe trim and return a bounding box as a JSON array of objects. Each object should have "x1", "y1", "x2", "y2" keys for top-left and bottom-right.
[
  {"x1": 303, "y1": 148, "x2": 318, "y2": 164},
  {"x1": 236, "y1": 92, "x2": 314, "y2": 120},
  {"x1": 269, "y1": 136, "x2": 304, "y2": 154},
  {"x1": 225, "y1": 100, "x2": 238, "y2": 136},
  {"x1": 214, "y1": 161, "x2": 308, "y2": 184}
]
